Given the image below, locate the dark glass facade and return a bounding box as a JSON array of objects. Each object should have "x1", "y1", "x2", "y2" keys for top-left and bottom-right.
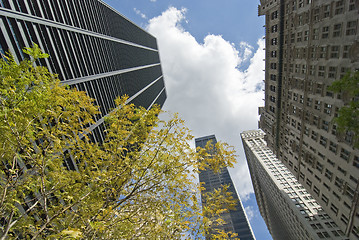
[
  {"x1": 0, "y1": 0, "x2": 166, "y2": 146},
  {"x1": 195, "y1": 135, "x2": 256, "y2": 240}
]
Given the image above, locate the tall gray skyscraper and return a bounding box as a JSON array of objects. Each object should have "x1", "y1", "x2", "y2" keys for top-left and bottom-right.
[
  {"x1": 195, "y1": 135, "x2": 256, "y2": 240},
  {"x1": 0, "y1": 0, "x2": 166, "y2": 147},
  {"x1": 242, "y1": 130, "x2": 348, "y2": 240},
  {"x1": 258, "y1": 0, "x2": 359, "y2": 238}
]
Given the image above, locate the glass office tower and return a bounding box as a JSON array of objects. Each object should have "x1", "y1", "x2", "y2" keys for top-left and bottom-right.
[
  {"x1": 195, "y1": 135, "x2": 256, "y2": 240},
  {"x1": 0, "y1": 0, "x2": 166, "y2": 147}
]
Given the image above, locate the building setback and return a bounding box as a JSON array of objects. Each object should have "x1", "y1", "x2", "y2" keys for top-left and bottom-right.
[
  {"x1": 0, "y1": 0, "x2": 166, "y2": 148},
  {"x1": 242, "y1": 130, "x2": 349, "y2": 240},
  {"x1": 258, "y1": 0, "x2": 359, "y2": 238},
  {"x1": 195, "y1": 135, "x2": 256, "y2": 240}
]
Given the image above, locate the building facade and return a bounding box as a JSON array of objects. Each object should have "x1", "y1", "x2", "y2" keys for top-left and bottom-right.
[
  {"x1": 242, "y1": 130, "x2": 349, "y2": 240},
  {"x1": 258, "y1": 0, "x2": 359, "y2": 238},
  {"x1": 0, "y1": 0, "x2": 166, "y2": 147},
  {"x1": 195, "y1": 135, "x2": 256, "y2": 240}
]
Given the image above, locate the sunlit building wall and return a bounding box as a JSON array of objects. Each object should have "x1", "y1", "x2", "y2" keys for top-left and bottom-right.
[{"x1": 242, "y1": 130, "x2": 348, "y2": 240}]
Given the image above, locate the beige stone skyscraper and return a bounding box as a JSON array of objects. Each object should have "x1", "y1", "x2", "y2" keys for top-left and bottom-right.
[
  {"x1": 258, "y1": 0, "x2": 359, "y2": 239},
  {"x1": 242, "y1": 130, "x2": 348, "y2": 240}
]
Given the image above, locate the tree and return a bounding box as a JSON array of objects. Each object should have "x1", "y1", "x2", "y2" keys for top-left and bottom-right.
[
  {"x1": 328, "y1": 71, "x2": 359, "y2": 148},
  {"x1": 0, "y1": 45, "x2": 238, "y2": 239}
]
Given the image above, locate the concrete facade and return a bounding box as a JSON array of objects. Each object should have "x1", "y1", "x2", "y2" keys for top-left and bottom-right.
[
  {"x1": 242, "y1": 130, "x2": 349, "y2": 240},
  {"x1": 258, "y1": 0, "x2": 359, "y2": 238}
]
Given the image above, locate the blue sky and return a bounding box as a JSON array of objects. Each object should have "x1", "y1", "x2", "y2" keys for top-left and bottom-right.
[{"x1": 103, "y1": 1, "x2": 272, "y2": 239}]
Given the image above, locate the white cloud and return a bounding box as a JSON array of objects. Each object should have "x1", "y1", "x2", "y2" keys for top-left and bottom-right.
[
  {"x1": 245, "y1": 206, "x2": 255, "y2": 221},
  {"x1": 150, "y1": 0, "x2": 157, "y2": 2},
  {"x1": 238, "y1": 41, "x2": 254, "y2": 63},
  {"x1": 147, "y1": 7, "x2": 265, "y2": 200},
  {"x1": 133, "y1": 8, "x2": 147, "y2": 19}
]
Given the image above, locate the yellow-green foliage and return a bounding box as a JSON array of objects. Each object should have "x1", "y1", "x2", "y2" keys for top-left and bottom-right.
[{"x1": 0, "y1": 45, "x2": 238, "y2": 240}]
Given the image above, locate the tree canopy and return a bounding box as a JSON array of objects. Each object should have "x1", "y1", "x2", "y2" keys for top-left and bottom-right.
[
  {"x1": 0, "y1": 45, "x2": 238, "y2": 239},
  {"x1": 328, "y1": 71, "x2": 359, "y2": 148}
]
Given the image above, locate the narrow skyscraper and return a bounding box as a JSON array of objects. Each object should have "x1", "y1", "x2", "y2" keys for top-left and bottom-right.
[
  {"x1": 242, "y1": 130, "x2": 348, "y2": 240},
  {"x1": 196, "y1": 135, "x2": 256, "y2": 240}
]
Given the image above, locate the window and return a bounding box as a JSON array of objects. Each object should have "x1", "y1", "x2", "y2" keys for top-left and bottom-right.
[
  {"x1": 311, "y1": 223, "x2": 323, "y2": 230},
  {"x1": 270, "y1": 63, "x2": 277, "y2": 69},
  {"x1": 322, "y1": 120, "x2": 329, "y2": 131},
  {"x1": 334, "y1": 0, "x2": 344, "y2": 15},
  {"x1": 270, "y1": 85, "x2": 276, "y2": 92},
  {"x1": 350, "y1": 175, "x2": 358, "y2": 184},
  {"x1": 333, "y1": 23, "x2": 342, "y2": 37},
  {"x1": 312, "y1": 28, "x2": 319, "y2": 40},
  {"x1": 270, "y1": 74, "x2": 277, "y2": 81},
  {"x1": 349, "y1": 0, "x2": 356, "y2": 11},
  {"x1": 313, "y1": 186, "x2": 320, "y2": 195},
  {"x1": 271, "y1": 38, "x2": 278, "y2": 45},
  {"x1": 327, "y1": 159, "x2": 335, "y2": 167},
  {"x1": 291, "y1": 33, "x2": 295, "y2": 43},
  {"x1": 328, "y1": 66, "x2": 337, "y2": 79},
  {"x1": 269, "y1": 105, "x2": 275, "y2": 113},
  {"x1": 309, "y1": 65, "x2": 315, "y2": 75},
  {"x1": 297, "y1": 32, "x2": 302, "y2": 42},
  {"x1": 340, "y1": 148, "x2": 350, "y2": 161},
  {"x1": 338, "y1": 166, "x2": 347, "y2": 176},
  {"x1": 323, "y1": 182, "x2": 331, "y2": 191},
  {"x1": 316, "y1": 161, "x2": 323, "y2": 173},
  {"x1": 318, "y1": 66, "x2": 325, "y2": 77},
  {"x1": 314, "y1": 100, "x2": 321, "y2": 110},
  {"x1": 306, "y1": 178, "x2": 312, "y2": 187},
  {"x1": 320, "y1": 136, "x2": 327, "y2": 147},
  {"x1": 313, "y1": 8, "x2": 320, "y2": 21},
  {"x1": 324, "y1": 103, "x2": 332, "y2": 114},
  {"x1": 319, "y1": 47, "x2": 327, "y2": 58},
  {"x1": 311, "y1": 131, "x2": 318, "y2": 141},
  {"x1": 330, "y1": 46, "x2": 339, "y2": 58},
  {"x1": 335, "y1": 177, "x2": 343, "y2": 188},
  {"x1": 271, "y1": 51, "x2": 277, "y2": 57},
  {"x1": 271, "y1": 11, "x2": 278, "y2": 20},
  {"x1": 333, "y1": 191, "x2": 341, "y2": 200},
  {"x1": 345, "y1": 185, "x2": 355, "y2": 200},
  {"x1": 346, "y1": 21, "x2": 357, "y2": 36},
  {"x1": 329, "y1": 141, "x2": 337, "y2": 153},
  {"x1": 304, "y1": 30, "x2": 309, "y2": 41},
  {"x1": 340, "y1": 214, "x2": 349, "y2": 225},
  {"x1": 322, "y1": 26, "x2": 329, "y2": 39},
  {"x1": 317, "y1": 231, "x2": 330, "y2": 239},
  {"x1": 301, "y1": 65, "x2": 307, "y2": 74},
  {"x1": 271, "y1": 24, "x2": 278, "y2": 33},
  {"x1": 354, "y1": 156, "x2": 359, "y2": 169},
  {"x1": 330, "y1": 204, "x2": 338, "y2": 215},
  {"x1": 323, "y1": 5, "x2": 331, "y2": 18},
  {"x1": 343, "y1": 45, "x2": 350, "y2": 58}
]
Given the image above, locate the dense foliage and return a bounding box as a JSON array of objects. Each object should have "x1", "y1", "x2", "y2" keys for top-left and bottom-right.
[
  {"x1": 0, "y1": 45, "x2": 238, "y2": 239},
  {"x1": 328, "y1": 71, "x2": 359, "y2": 148}
]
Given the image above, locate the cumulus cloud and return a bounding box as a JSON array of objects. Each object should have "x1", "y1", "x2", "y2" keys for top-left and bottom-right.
[
  {"x1": 245, "y1": 206, "x2": 255, "y2": 221},
  {"x1": 133, "y1": 8, "x2": 147, "y2": 19},
  {"x1": 147, "y1": 7, "x2": 265, "y2": 200}
]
